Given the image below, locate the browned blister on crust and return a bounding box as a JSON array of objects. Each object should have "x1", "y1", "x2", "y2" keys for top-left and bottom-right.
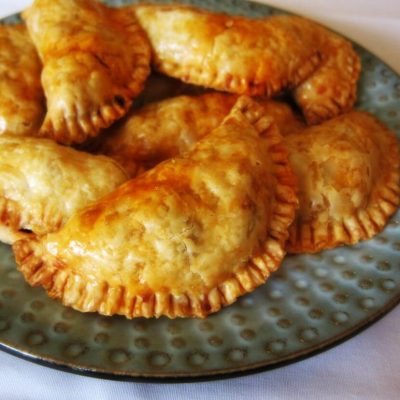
[
  {"x1": 91, "y1": 92, "x2": 304, "y2": 176},
  {"x1": 23, "y1": 0, "x2": 151, "y2": 144},
  {"x1": 13, "y1": 96, "x2": 298, "y2": 319},
  {"x1": 0, "y1": 24, "x2": 44, "y2": 136},
  {"x1": 0, "y1": 136, "x2": 128, "y2": 245},
  {"x1": 286, "y1": 111, "x2": 400, "y2": 253},
  {"x1": 134, "y1": 4, "x2": 360, "y2": 123}
]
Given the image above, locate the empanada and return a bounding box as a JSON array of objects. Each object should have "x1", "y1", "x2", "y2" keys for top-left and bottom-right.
[
  {"x1": 93, "y1": 92, "x2": 304, "y2": 176},
  {"x1": 286, "y1": 111, "x2": 400, "y2": 253},
  {"x1": 0, "y1": 136, "x2": 128, "y2": 245},
  {"x1": 0, "y1": 24, "x2": 44, "y2": 136},
  {"x1": 292, "y1": 31, "x2": 360, "y2": 124},
  {"x1": 23, "y1": 0, "x2": 151, "y2": 144},
  {"x1": 13, "y1": 97, "x2": 298, "y2": 319},
  {"x1": 134, "y1": 4, "x2": 360, "y2": 124}
]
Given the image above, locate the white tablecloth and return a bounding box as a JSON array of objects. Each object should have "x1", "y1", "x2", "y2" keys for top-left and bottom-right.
[{"x1": 0, "y1": 1, "x2": 399, "y2": 399}]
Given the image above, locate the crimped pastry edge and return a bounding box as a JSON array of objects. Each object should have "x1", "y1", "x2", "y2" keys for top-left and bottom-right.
[{"x1": 286, "y1": 114, "x2": 400, "y2": 253}]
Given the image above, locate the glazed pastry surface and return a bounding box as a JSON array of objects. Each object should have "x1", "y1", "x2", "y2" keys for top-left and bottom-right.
[
  {"x1": 23, "y1": 0, "x2": 151, "y2": 144},
  {"x1": 0, "y1": 24, "x2": 44, "y2": 136},
  {"x1": 94, "y1": 92, "x2": 304, "y2": 176},
  {"x1": 134, "y1": 4, "x2": 360, "y2": 123},
  {"x1": 13, "y1": 97, "x2": 298, "y2": 318},
  {"x1": 286, "y1": 111, "x2": 400, "y2": 253},
  {"x1": 0, "y1": 136, "x2": 128, "y2": 244}
]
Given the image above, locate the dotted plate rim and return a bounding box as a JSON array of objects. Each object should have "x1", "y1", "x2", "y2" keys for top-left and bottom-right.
[{"x1": 0, "y1": 293, "x2": 399, "y2": 382}]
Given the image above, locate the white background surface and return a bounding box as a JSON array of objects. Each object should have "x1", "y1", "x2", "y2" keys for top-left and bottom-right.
[{"x1": 0, "y1": 1, "x2": 399, "y2": 399}]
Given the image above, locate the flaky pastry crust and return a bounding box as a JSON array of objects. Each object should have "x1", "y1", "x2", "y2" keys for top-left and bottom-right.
[
  {"x1": 92, "y1": 92, "x2": 304, "y2": 176},
  {"x1": 23, "y1": 0, "x2": 151, "y2": 144},
  {"x1": 13, "y1": 97, "x2": 298, "y2": 319},
  {"x1": 286, "y1": 111, "x2": 400, "y2": 253},
  {"x1": 0, "y1": 136, "x2": 128, "y2": 244},
  {"x1": 134, "y1": 4, "x2": 360, "y2": 124},
  {"x1": 0, "y1": 24, "x2": 44, "y2": 136}
]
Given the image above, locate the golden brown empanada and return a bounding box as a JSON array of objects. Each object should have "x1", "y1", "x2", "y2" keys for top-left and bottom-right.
[
  {"x1": 23, "y1": 0, "x2": 151, "y2": 144},
  {"x1": 0, "y1": 24, "x2": 44, "y2": 136},
  {"x1": 13, "y1": 97, "x2": 298, "y2": 319},
  {"x1": 286, "y1": 111, "x2": 400, "y2": 253},
  {"x1": 134, "y1": 4, "x2": 360, "y2": 124},
  {"x1": 0, "y1": 136, "x2": 128, "y2": 245},
  {"x1": 292, "y1": 31, "x2": 360, "y2": 124},
  {"x1": 93, "y1": 92, "x2": 304, "y2": 176}
]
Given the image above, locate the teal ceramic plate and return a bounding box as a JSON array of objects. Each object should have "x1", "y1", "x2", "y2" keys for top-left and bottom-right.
[{"x1": 0, "y1": 0, "x2": 399, "y2": 381}]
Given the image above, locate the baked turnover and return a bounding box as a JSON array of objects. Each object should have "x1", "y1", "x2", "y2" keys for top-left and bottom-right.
[
  {"x1": 93, "y1": 92, "x2": 304, "y2": 176},
  {"x1": 286, "y1": 111, "x2": 400, "y2": 253},
  {"x1": 0, "y1": 136, "x2": 128, "y2": 244},
  {"x1": 134, "y1": 4, "x2": 360, "y2": 124},
  {"x1": 13, "y1": 97, "x2": 298, "y2": 318},
  {"x1": 23, "y1": 0, "x2": 151, "y2": 144}
]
